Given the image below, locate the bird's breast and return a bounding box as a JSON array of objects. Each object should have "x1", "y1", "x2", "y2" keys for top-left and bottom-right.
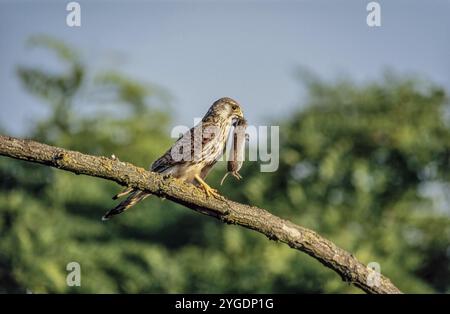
[{"x1": 201, "y1": 122, "x2": 231, "y2": 165}]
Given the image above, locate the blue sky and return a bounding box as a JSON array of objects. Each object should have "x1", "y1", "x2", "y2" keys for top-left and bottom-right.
[{"x1": 1, "y1": 0, "x2": 449, "y2": 135}]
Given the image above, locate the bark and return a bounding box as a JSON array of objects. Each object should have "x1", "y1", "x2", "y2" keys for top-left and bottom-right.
[{"x1": 0, "y1": 134, "x2": 402, "y2": 294}]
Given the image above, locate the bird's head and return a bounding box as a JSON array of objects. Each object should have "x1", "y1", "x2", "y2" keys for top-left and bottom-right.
[{"x1": 206, "y1": 97, "x2": 244, "y2": 122}]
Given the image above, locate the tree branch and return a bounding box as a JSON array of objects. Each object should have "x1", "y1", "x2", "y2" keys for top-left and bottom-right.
[{"x1": 0, "y1": 134, "x2": 401, "y2": 294}]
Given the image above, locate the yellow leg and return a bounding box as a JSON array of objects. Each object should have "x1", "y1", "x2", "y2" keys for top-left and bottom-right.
[{"x1": 195, "y1": 174, "x2": 220, "y2": 198}]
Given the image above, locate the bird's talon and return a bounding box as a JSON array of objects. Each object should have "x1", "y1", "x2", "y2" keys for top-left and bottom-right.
[
  {"x1": 203, "y1": 186, "x2": 219, "y2": 198},
  {"x1": 200, "y1": 184, "x2": 221, "y2": 199},
  {"x1": 194, "y1": 174, "x2": 221, "y2": 199}
]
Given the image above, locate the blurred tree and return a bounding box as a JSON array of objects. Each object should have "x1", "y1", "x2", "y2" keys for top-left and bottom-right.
[
  {"x1": 0, "y1": 38, "x2": 449, "y2": 293},
  {"x1": 234, "y1": 70, "x2": 450, "y2": 293}
]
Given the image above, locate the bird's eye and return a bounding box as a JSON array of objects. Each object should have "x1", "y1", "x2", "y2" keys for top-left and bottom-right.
[{"x1": 231, "y1": 105, "x2": 238, "y2": 110}]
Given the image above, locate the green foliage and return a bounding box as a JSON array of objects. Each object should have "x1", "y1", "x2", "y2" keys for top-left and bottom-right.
[
  {"x1": 249, "y1": 71, "x2": 450, "y2": 293},
  {"x1": 0, "y1": 38, "x2": 449, "y2": 293}
]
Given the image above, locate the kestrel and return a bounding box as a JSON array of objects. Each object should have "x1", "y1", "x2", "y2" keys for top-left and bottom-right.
[{"x1": 102, "y1": 97, "x2": 244, "y2": 220}]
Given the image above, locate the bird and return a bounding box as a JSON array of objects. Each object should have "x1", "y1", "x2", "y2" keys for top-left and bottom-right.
[{"x1": 102, "y1": 97, "x2": 244, "y2": 220}]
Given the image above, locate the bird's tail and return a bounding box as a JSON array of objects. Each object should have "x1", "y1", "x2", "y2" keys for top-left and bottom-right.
[
  {"x1": 112, "y1": 186, "x2": 134, "y2": 200},
  {"x1": 102, "y1": 190, "x2": 149, "y2": 221}
]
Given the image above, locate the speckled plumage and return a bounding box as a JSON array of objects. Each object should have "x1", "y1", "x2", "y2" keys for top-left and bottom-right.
[{"x1": 102, "y1": 97, "x2": 244, "y2": 220}]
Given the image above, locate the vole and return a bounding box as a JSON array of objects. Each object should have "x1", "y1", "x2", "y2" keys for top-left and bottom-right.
[{"x1": 221, "y1": 118, "x2": 248, "y2": 185}]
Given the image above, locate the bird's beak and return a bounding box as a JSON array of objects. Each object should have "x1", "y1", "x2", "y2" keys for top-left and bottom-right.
[{"x1": 235, "y1": 107, "x2": 244, "y2": 119}]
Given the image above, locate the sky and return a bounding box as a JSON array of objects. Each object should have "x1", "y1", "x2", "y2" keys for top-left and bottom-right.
[{"x1": 0, "y1": 0, "x2": 449, "y2": 135}]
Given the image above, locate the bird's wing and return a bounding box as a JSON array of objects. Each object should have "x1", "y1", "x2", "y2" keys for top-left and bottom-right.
[
  {"x1": 150, "y1": 126, "x2": 196, "y2": 173},
  {"x1": 150, "y1": 149, "x2": 176, "y2": 173},
  {"x1": 151, "y1": 120, "x2": 229, "y2": 173}
]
